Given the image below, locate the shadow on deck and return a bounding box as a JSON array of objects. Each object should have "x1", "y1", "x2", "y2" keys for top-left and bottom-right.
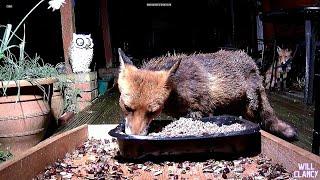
[{"x1": 54, "y1": 91, "x2": 314, "y2": 152}]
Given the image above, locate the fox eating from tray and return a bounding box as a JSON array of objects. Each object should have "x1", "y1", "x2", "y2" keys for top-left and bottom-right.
[{"x1": 117, "y1": 48, "x2": 297, "y2": 140}]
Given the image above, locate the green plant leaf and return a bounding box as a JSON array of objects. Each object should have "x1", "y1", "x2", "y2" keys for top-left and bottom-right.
[
  {"x1": 0, "y1": 24, "x2": 12, "y2": 53},
  {"x1": 18, "y1": 25, "x2": 26, "y2": 62},
  {"x1": 0, "y1": 150, "x2": 13, "y2": 163}
]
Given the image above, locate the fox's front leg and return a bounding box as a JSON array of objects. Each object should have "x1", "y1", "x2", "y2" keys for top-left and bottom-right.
[{"x1": 185, "y1": 111, "x2": 203, "y2": 120}]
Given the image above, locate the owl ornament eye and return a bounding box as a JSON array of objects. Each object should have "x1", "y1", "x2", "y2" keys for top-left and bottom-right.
[
  {"x1": 86, "y1": 37, "x2": 94, "y2": 49},
  {"x1": 76, "y1": 38, "x2": 85, "y2": 47}
]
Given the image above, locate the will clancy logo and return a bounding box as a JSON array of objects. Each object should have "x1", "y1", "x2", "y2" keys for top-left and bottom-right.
[{"x1": 293, "y1": 163, "x2": 318, "y2": 178}]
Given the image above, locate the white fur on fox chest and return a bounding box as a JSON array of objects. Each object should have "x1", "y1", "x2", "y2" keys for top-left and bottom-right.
[{"x1": 69, "y1": 34, "x2": 94, "y2": 73}]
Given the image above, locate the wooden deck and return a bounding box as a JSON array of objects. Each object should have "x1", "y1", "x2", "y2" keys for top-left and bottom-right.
[
  {"x1": 55, "y1": 92, "x2": 122, "y2": 134},
  {"x1": 54, "y1": 91, "x2": 315, "y2": 152},
  {"x1": 268, "y1": 92, "x2": 314, "y2": 151}
]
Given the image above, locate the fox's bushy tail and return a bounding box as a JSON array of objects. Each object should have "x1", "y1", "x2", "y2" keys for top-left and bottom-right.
[{"x1": 259, "y1": 85, "x2": 297, "y2": 140}]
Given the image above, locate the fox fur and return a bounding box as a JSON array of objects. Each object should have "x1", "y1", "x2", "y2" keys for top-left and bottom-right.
[{"x1": 117, "y1": 48, "x2": 297, "y2": 140}]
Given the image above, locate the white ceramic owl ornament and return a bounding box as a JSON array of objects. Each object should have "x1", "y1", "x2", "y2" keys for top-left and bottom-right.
[{"x1": 69, "y1": 33, "x2": 94, "y2": 73}]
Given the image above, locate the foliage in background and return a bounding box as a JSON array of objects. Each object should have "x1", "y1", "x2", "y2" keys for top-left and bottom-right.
[
  {"x1": 0, "y1": 150, "x2": 12, "y2": 163},
  {"x1": 0, "y1": 52, "x2": 58, "y2": 82},
  {"x1": 0, "y1": 24, "x2": 58, "y2": 79},
  {"x1": 0, "y1": 26, "x2": 79, "y2": 112},
  {"x1": 1, "y1": 0, "x2": 66, "y2": 93},
  {"x1": 0, "y1": 0, "x2": 65, "y2": 61},
  {"x1": 0, "y1": 0, "x2": 81, "y2": 113},
  {"x1": 0, "y1": 24, "x2": 17, "y2": 60},
  {"x1": 0, "y1": 25, "x2": 59, "y2": 97},
  {"x1": 54, "y1": 68, "x2": 82, "y2": 113},
  {"x1": 64, "y1": 86, "x2": 81, "y2": 113}
]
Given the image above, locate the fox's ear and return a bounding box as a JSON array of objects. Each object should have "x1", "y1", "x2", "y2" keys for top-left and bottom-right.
[
  {"x1": 118, "y1": 48, "x2": 133, "y2": 69},
  {"x1": 168, "y1": 59, "x2": 181, "y2": 76},
  {"x1": 165, "y1": 59, "x2": 181, "y2": 86},
  {"x1": 277, "y1": 46, "x2": 282, "y2": 54}
]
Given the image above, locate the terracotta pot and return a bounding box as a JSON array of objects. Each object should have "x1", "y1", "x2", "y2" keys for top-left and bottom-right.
[
  {"x1": 0, "y1": 78, "x2": 56, "y2": 155},
  {"x1": 51, "y1": 88, "x2": 64, "y2": 121}
]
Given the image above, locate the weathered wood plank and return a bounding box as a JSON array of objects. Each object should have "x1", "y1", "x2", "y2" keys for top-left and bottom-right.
[
  {"x1": 100, "y1": 0, "x2": 113, "y2": 67},
  {"x1": 60, "y1": 0, "x2": 75, "y2": 73},
  {"x1": 261, "y1": 130, "x2": 320, "y2": 172},
  {"x1": 55, "y1": 96, "x2": 111, "y2": 134},
  {"x1": 0, "y1": 125, "x2": 88, "y2": 180}
]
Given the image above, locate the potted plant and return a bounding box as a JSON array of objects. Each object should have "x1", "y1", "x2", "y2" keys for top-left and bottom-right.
[{"x1": 0, "y1": 0, "x2": 66, "y2": 156}]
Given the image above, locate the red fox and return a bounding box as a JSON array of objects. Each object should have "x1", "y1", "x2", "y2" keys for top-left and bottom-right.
[
  {"x1": 264, "y1": 46, "x2": 292, "y2": 89},
  {"x1": 117, "y1": 48, "x2": 297, "y2": 140}
]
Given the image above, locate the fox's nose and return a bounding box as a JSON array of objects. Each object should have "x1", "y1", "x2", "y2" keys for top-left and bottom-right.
[{"x1": 124, "y1": 117, "x2": 150, "y2": 135}]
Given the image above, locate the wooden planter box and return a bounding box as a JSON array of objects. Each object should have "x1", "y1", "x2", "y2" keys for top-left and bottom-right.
[{"x1": 0, "y1": 125, "x2": 319, "y2": 180}]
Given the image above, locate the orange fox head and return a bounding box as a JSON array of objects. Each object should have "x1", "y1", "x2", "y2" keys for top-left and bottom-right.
[
  {"x1": 277, "y1": 46, "x2": 292, "y2": 70},
  {"x1": 117, "y1": 49, "x2": 180, "y2": 135}
]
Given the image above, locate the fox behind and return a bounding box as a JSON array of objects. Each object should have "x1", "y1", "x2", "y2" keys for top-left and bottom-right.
[
  {"x1": 264, "y1": 46, "x2": 292, "y2": 89},
  {"x1": 117, "y1": 48, "x2": 297, "y2": 140}
]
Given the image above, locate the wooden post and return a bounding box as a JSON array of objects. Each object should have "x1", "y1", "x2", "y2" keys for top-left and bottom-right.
[
  {"x1": 60, "y1": 0, "x2": 75, "y2": 73},
  {"x1": 312, "y1": 73, "x2": 320, "y2": 155},
  {"x1": 100, "y1": 0, "x2": 113, "y2": 68},
  {"x1": 304, "y1": 19, "x2": 315, "y2": 104}
]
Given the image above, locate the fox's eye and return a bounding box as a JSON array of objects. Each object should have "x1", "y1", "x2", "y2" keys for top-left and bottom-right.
[
  {"x1": 148, "y1": 109, "x2": 161, "y2": 117},
  {"x1": 124, "y1": 105, "x2": 134, "y2": 112},
  {"x1": 147, "y1": 111, "x2": 155, "y2": 117}
]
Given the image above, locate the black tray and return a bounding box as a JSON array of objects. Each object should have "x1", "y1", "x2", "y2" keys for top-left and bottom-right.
[{"x1": 109, "y1": 115, "x2": 261, "y2": 160}]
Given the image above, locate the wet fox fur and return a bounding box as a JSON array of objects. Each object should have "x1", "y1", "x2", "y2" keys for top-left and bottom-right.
[{"x1": 117, "y1": 48, "x2": 297, "y2": 140}]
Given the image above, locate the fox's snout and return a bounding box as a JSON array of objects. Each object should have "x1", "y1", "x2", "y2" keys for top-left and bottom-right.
[{"x1": 124, "y1": 117, "x2": 150, "y2": 135}]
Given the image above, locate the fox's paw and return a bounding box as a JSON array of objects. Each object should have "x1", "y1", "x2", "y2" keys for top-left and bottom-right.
[{"x1": 186, "y1": 111, "x2": 203, "y2": 120}]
